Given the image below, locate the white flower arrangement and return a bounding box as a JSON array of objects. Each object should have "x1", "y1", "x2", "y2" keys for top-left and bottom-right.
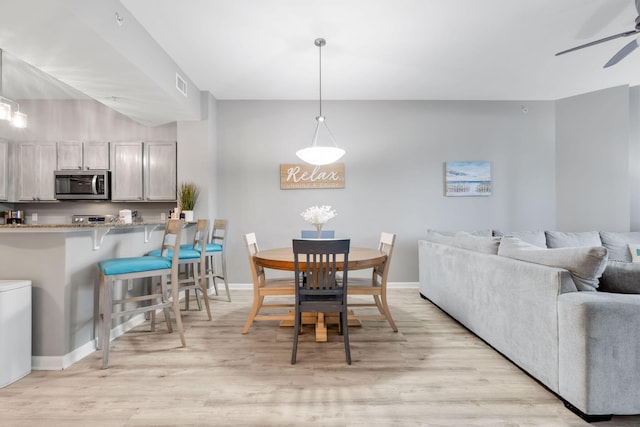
[{"x1": 301, "y1": 205, "x2": 337, "y2": 227}]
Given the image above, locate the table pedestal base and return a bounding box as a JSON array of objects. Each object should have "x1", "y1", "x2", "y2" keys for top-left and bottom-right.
[{"x1": 280, "y1": 310, "x2": 361, "y2": 342}]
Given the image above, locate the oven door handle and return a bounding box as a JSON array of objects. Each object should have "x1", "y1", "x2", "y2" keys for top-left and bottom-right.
[{"x1": 91, "y1": 175, "x2": 98, "y2": 195}]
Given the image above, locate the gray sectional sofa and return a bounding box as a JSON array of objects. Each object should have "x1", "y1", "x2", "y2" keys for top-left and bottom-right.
[{"x1": 418, "y1": 230, "x2": 640, "y2": 420}]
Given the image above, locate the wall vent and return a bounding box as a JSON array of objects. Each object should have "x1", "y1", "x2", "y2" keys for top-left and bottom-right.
[{"x1": 175, "y1": 73, "x2": 188, "y2": 97}]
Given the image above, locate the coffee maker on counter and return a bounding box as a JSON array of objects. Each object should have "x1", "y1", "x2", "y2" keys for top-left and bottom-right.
[{"x1": 4, "y1": 210, "x2": 25, "y2": 224}]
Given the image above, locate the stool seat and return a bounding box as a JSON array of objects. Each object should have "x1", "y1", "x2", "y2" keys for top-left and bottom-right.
[
  {"x1": 148, "y1": 248, "x2": 201, "y2": 259},
  {"x1": 98, "y1": 256, "x2": 171, "y2": 276},
  {"x1": 179, "y1": 243, "x2": 222, "y2": 253}
]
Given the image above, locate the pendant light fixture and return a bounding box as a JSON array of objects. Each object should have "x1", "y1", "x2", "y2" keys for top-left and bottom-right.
[
  {"x1": 0, "y1": 49, "x2": 28, "y2": 129},
  {"x1": 296, "y1": 38, "x2": 345, "y2": 166}
]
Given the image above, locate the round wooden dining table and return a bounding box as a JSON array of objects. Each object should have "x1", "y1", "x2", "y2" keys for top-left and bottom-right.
[
  {"x1": 254, "y1": 247, "x2": 386, "y2": 272},
  {"x1": 253, "y1": 246, "x2": 386, "y2": 342}
]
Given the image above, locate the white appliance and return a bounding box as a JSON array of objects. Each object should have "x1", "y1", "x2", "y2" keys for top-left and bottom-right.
[{"x1": 0, "y1": 280, "x2": 31, "y2": 388}]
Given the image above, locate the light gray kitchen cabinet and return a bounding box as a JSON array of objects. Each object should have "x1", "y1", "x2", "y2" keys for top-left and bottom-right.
[
  {"x1": 0, "y1": 140, "x2": 8, "y2": 201},
  {"x1": 58, "y1": 141, "x2": 109, "y2": 170},
  {"x1": 111, "y1": 141, "x2": 176, "y2": 202},
  {"x1": 110, "y1": 141, "x2": 143, "y2": 201},
  {"x1": 144, "y1": 141, "x2": 177, "y2": 201},
  {"x1": 17, "y1": 141, "x2": 57, "y2": 201}
]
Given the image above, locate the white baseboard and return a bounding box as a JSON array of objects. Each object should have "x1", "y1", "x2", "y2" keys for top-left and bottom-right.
[{"x1": 32, "y1": 314, "x2": 147, "y2": 371}]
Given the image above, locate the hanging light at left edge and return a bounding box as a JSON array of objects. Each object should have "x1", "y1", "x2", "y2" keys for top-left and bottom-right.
[
  {"x1": 0, "y1": 100, "x2": 10, "y2": 121},
  {"x1": 12, "y1": 109, "x2": 27, "y2": 128}
]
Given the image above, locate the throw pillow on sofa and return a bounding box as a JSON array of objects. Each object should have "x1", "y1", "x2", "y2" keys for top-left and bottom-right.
[
  {"x1": 545, "y1": 230, "x2": 602, "y2": 248},
  {"x1": 630, "y1": 243, "x2": 640, "y2": 263},
  {"x1": 599, "y1": 260, "x2": 640, "y2": 294},
  {"x1": 498, "y1": 237, "x2": 608, "y2": 292},
  {"x1": 453, "y1": 232, "x2": 501, "y2": 255},
  {"x1": 493, "y1": 230, "x2": 547, "y2": 248},
  {"x1": 599, "y1": 231, "x2": 640, "y2": 262}
]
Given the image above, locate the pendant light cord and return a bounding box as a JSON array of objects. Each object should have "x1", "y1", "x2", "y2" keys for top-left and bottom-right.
[{"x1": 318, "y1": 41, "x2": 322, "y2": 118}]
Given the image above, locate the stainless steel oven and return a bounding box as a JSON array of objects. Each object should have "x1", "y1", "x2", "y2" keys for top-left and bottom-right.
[{"x1": 54, "y1": 170, "x2": 111, "y2": 200}]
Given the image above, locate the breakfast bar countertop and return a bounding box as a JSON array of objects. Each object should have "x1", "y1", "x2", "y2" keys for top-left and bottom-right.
[{"x1": 0, "y1": 221, "x2": 167, "y2": 231}]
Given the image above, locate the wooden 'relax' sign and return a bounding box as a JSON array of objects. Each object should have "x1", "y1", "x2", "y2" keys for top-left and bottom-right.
[{"x1": 280, "y1": 163, "x2": 345, "y2": 190}]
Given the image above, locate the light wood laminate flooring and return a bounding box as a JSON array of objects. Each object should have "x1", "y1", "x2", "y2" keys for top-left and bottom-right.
[{"x1": 0, "y1": 289, "x2": 638, "y2": 426}]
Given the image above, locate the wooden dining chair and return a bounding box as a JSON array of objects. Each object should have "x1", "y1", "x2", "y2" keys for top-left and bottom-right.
[
  {"x1": 348, "y1": 232, "x2": 398, "y2": 332},
  {"x1": 97, "y1": 219, "x2": 185, "y2": 369},
  {"x1": 292, "y1": 238, "x2": 351, "y2": 364},
  {"x1": 241, "y1": 232, "x2": 296, "y2": 334}
]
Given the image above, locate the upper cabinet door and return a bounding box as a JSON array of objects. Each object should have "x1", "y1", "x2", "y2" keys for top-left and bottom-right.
[
  {"x1": 57, "y1": 141, "x2": 83, "y2": 170},
  {"x1": 0, "y1": 140, "x2": 8, "y2": 201},
  {"x1": 111, "y1": 142, "x2": 143, "y2": 201},
  {"x1": 18, "y1": 142, "x2": 57, "y2": 201},
  {"x1": 83, "y1": 141, "x2": 110, "y2": 170},
  {"x1": 144, "y1": 141, "x2": 177, "y2": 201},
  {"x1": 58, "y1": 141, "x2": 109, "y2": 170},
  {"x1": 38, "y1": 143, "x2": 57, "y2": 200}
]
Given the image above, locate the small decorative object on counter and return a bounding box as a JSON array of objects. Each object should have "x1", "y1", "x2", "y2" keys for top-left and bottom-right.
[
  {"x1": 301, "y1": 205, "x2": 337, "y2": 238},
  {"x1": 119, "y1": 209, "x2": 132, "y2": 224},
  {"x1": 178, "y1": 182, "x2": 199, "y2": 222}
]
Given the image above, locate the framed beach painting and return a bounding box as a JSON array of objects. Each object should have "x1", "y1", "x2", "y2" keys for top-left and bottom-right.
[{"x1": 444, "y1": 161, "x2": 492, "y2": 197}]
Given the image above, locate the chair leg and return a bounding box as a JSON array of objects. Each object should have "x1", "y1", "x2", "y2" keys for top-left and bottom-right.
[
  {"x1": 197, "y1": 261, "x2": 212, "y2": 320},
  {"x1": 168, "y1": 273, "x2": 186, "y2": 347},
  {"x1": 221, "y1": 252, "x2": 231, "y2": 302},
  {"x1": 100, "y1": 276, "x2": 113, "y2": 369},
  {"x1": 377, "y1": 293, "x2": 398, "y2": 332},
  {"x1": 291, "y1": 308, "x2": 301, "y2": 364},
  {"x1": 241, "y1": 294, "x2": 264, "y2": 334},
  {"x1": 342, "y1": 308, "x2": 352, "y2": 365}
]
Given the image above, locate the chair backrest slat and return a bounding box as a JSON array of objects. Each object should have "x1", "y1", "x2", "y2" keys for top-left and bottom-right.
[{"x1": 293, "y1": 239, "x2": 350, "y2": 292}]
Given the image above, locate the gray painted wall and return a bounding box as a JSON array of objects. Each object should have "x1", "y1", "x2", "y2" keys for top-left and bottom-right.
[
  {"x1": 217, "y1": 100, "x2": 557, "y2": 284},
  {"x1": 555, "y1": 86, "x2": 630, "y2": 231}
]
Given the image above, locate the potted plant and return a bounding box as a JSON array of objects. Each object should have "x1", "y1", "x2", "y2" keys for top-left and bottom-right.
[{"x1": 178, "y1": 182, "x2": 199, "y2": 222}]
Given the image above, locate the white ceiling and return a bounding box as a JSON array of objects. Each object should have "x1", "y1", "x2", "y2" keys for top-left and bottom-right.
[
  {"x1": 120, "y1": 0, "x2": 640, "y2": 101},
  {"x1": 2, "y1": 0, "x2": 640, "y2": 125}
]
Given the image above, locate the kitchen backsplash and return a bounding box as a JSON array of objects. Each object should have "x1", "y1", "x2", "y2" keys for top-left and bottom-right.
[{"x1": 4, "y1": 201, "x2": 177, "y2": 225}]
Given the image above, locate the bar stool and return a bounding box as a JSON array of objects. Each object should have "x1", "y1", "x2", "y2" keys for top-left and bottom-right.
[
  {"x1": 203, "y1": 219, "x2": 231, "y2": 301},
  {"x1": 97, "y1": 219, "x2": 185, "y2": 369},
  {"x1": 149, "y1": 219, "x2": 212, "y2": 320}
]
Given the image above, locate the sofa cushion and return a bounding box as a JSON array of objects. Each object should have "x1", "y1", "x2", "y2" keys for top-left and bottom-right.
[
  {"x1": 493, "y1": 230, "x2": 547, "y2": 248},
  {"x1": 498, "y1": 237, "x2": 608, "y2": 292},
  {"x1": 425, "y1": 229, "x2": 492, "y2": 246},
  {"x1": 545, "y1": 231, "x2": 602, "y2": 248},
  {"x1": 453, "y1": 232, "x2": 501, "y2": 255},
  {"x1": 599, "y1": 261, "x2": 640, "y2": 294},
  {"x1": 599, "y1": 231, "x2": 640, "y2": 262},
  {"x1": 425, "y1": 230, "x2": 455, "y2": 245}
]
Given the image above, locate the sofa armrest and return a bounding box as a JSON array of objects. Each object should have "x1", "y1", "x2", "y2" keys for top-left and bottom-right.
[{"x1": 558, "y1": 292, "x2": 640, "y2": 415}]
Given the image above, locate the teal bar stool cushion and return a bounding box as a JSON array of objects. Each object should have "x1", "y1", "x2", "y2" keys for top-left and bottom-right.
[
  {"x1": 178, "y1": 243, "x2": 222, "y2": 253},
  {"x1": 148, "y1": 248, "x2": 201, "y2": 259},
  {"x1": 205, "y1": 243, "x2": 223, "y2": 252},
  {"x1": 99, "y1": 256, "x2": 171, "y2": 276}
]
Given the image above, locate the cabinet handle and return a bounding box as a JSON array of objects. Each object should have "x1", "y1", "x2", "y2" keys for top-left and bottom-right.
[{"x1": 78, "y1": 166, "x2": 82, "y2": 170}]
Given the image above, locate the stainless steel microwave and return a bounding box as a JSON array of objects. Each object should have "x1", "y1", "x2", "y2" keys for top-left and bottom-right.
[{"x1": 54, "y1": 170, "x2": 111, "y2": 200}]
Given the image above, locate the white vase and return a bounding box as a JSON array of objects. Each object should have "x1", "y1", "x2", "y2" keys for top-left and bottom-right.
[{"x1": 183, "y1": 210, "x2": 194, "y2": 222}]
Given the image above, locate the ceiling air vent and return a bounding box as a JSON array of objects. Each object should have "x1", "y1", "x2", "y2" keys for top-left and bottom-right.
[{"x1": 175, "y1": 73, "x2": 188, "y2": 97}]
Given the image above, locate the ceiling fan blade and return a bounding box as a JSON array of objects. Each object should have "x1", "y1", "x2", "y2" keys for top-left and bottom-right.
[
  {"x1": 555, "y1": 29, "x2": 639, "y2": 56},
  {"x1": 604, "y1": 38, "x2": 639, "y2": 67}
]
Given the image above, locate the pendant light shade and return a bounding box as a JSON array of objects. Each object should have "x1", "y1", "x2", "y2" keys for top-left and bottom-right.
[
  {"x1": 0, "y1": 49, "x2": 28, "y2": 128},
  {"x1": 296, "y1": 38, "x2": 345, "y2": 166}
]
